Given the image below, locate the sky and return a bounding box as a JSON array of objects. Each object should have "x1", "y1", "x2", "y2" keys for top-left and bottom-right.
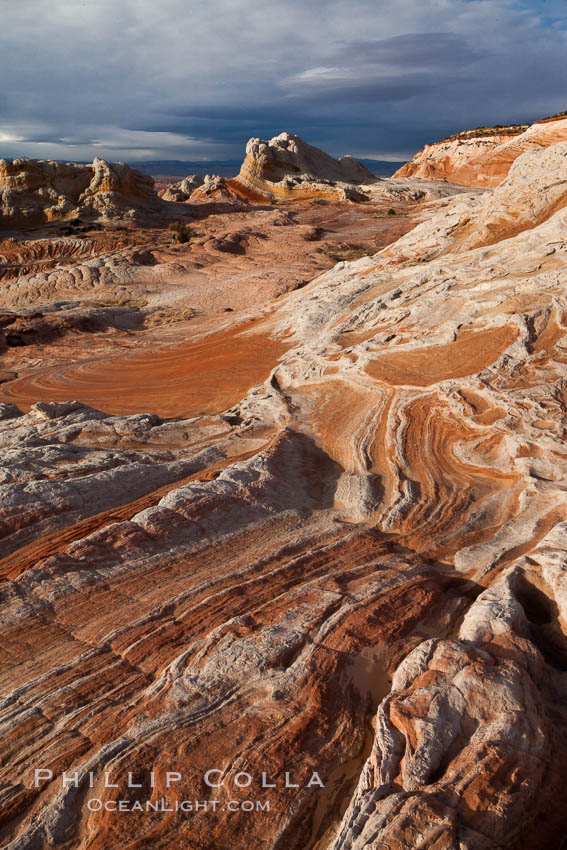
[{"x1": 0, "y1": 0, "x2": 566, "y2": 164}]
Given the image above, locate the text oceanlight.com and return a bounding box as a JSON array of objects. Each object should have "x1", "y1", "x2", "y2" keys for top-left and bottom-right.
[{"x1": 86, "y1": 798, "x2": 271, "y2": 813}]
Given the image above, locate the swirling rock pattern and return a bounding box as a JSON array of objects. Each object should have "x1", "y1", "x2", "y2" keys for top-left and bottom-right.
[{"x1": 2, "y1": 140, "x2": 567, "y2": 848}]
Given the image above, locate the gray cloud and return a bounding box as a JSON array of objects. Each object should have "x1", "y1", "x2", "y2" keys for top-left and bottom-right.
[
  {"x1": 0, "y1": 0, "x2": 565, "y2": 163},
  {"x1": 333, "y1": 32, "x2": 483, "y2": 68}
]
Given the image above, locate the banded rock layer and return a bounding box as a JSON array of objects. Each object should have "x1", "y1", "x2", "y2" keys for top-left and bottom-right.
[
  {"x1": 395, "y1": 115, "x2": 567, "y2": 187},
  {"x1": 1, "y1": 141, "x2": 567, "y2": 848},
  {"x1": 227, "y1": 132, "x2": 376, "y2": 201}
]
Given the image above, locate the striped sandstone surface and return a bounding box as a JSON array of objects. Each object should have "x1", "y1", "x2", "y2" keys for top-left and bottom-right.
[{"x1": 1, "y1": 139, "x2": 567, "y2": 848}]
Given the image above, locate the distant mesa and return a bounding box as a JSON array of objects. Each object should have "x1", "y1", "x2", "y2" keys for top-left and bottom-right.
[
  {"x1": 395, "y1": 114, "x2": 567, "y2": 187},
  {"x1": 0, "y1": 156, "x2": 165, "y2": 227}
]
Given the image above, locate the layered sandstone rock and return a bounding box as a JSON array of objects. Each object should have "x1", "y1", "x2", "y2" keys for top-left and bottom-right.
[
  {"x1": 395, "y1": 115, "x2": 567, "y2": 187},
  {"x1": 191, "y1": 174, "x2": 234, "y2": 199},
  {"x1": 227, "y1": 131, "x2": 376, "y2": 201},
  {"x1": 0, "y1": 157, "x2": 164, "y2": 227},
  {"x1": 1, "y1": 142, "x2": 567, "y2": 848},
  {"x1": 332, "y1": 565, "x2": 567, "y2": 849},
  {"x1": 159, "y1": 174, "x2": 238, "y2": 202},
  {"x1": 384, "y1": 140, "x2": 567, "y2": 259},
  {"x1": 158, "y1": 174, "x2": 204, "y2": 201},
  {"x1": 394, "y1": 127, "x2": 524, "y2": 184},
  {"x1": 225, "y1": 132, "x2": 467, "y2": 205}
]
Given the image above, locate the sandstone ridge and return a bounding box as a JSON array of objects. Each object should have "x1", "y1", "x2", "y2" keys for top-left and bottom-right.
[{"x1": 395, "y1": 114, "x2": 567, "y2": 187}]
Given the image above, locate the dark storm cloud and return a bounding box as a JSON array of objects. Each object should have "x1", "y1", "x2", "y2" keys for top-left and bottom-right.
[
  {"x1": 334, "y1": 32, "x2": 483, "y2": 68},
  {"x1": 0, "y1": 0, "x2": 566, "y2": 162},
  {"x1": 283, "y1": 74, "x2": 435, "y2": 104}
]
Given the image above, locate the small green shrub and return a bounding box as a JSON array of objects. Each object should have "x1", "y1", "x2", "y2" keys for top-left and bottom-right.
[
  {"x1": 387, "y1": 208, "x2": 396, "y2": 216},
  {"x1": 176, "y1": 223, "x2": 192, "y2": 244}
]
